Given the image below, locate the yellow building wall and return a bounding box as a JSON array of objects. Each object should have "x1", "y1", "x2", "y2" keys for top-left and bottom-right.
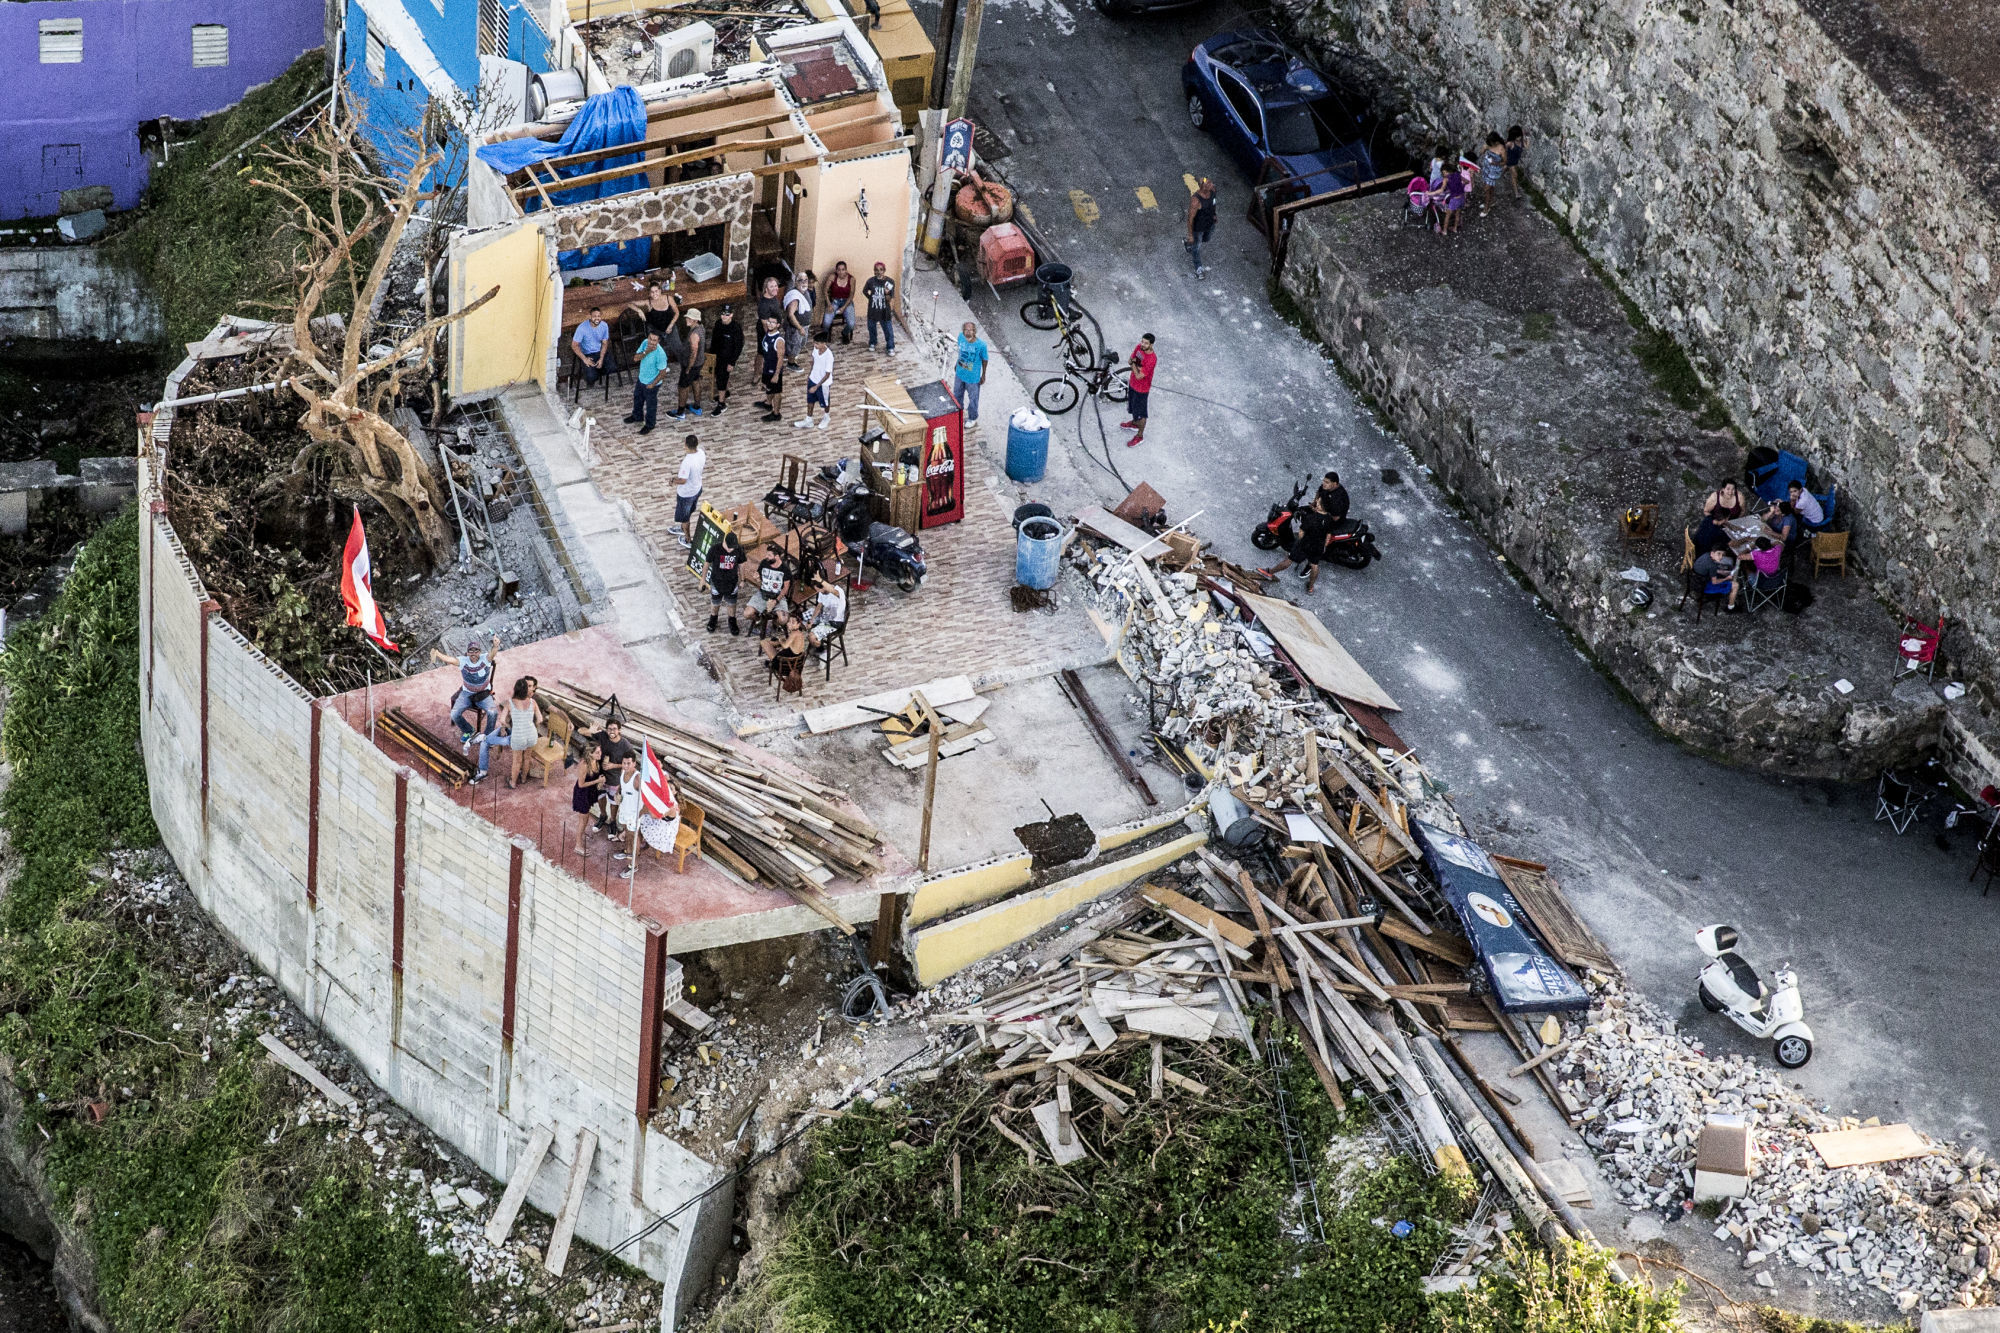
[
  {"x1": 910, "y1": 832, "x2": 1207, "y2": 984},
  {"x1": 794, "y1": 149, "x2": 913, "y2": 290},
  {"x1": 448, "y1": 220, "x2": 555, "y2": 398}
]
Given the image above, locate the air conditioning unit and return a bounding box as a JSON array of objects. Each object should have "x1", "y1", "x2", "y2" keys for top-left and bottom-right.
[{"x1": 653, "y1": 22, "x2": 716, "y2": 82}]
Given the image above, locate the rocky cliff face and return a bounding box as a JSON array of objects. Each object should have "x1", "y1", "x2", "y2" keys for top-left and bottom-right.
[{"x1": 1278, "y1": 0, "x2": 2000, "y2": 704}]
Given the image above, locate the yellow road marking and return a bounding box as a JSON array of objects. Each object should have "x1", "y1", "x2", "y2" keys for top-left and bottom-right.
[
  {"x1": 1135, "y1": 186, "x2": 1157, "y2": 211},
  {"x1": 1183, "y1": 172, "x2": 1200, "y2": 195},
  {"x1": 1069, "y1": 189, "x2": 1100, "y2": 226}
]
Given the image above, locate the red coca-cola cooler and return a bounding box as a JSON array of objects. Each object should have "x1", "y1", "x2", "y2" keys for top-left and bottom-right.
[{"x1": 906, "y1": 379, "x2": 964, "y2": 529}]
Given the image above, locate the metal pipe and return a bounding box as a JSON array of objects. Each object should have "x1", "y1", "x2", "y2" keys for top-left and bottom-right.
[
  {"x1": 205, "y1": 86, "x2": 336, "y2": 173},
  {"x1": 149, "y1": 379, "x2": 287, "y2": 410}
]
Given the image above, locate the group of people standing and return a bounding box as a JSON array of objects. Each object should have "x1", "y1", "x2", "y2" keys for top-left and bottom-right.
[
  {"x1": 1411, "y1": 127, "x2": 1529, "y2": 236},
  {"x1": 567, "y1": 260, "x2": 901, "y2": 434}
]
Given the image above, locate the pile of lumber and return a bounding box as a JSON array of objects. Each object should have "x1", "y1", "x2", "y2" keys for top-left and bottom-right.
[
  {"x1": 932, "y1": 894, "x2": 1262, "y2": 1165},
  {"x1": 376, "y1": 706, "x2": 477, "y2": 787},
  {"x1": 540, "y1": 683, "x2": 888, "y2": 932}
]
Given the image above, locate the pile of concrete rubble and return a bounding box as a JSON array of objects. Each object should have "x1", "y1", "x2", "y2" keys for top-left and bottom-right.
[{"x1": 1556, "y1": 975, "x2": 1992, "y2": 1311}]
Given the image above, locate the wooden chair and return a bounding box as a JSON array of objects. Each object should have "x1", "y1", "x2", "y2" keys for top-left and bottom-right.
[
  {"x1": 1680, "y1": 525, "x2": 1696, "y2": 575},
  {"x1": 525, "y1": 708, "x2": 572, "y2": 786},
  {"x1": 811, "y1": 619, "x2": 850, "y2": 681},
  {"x1": 644, "y1": 799, "x2": 706, "y2": 873},
  {"x1": 1811, "y1": 530, "x2": 1849, "y2": 578},
  {"x1": 1347, "y1": 787, "x2": 1411, "y2": 872},
  {"x1": 1619, "y1": 505, "x2": 1658, "y2": 551}
]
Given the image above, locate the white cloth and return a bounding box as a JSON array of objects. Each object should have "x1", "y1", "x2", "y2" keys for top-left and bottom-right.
[
  {"x1": 639, "y1": 812, "x2": 682, "y2": 854},
  {"x1": 783, "y1": 286, "x2": 811, "y2": 322},
  {"x1": 809, "y1": 345, "x2": 833, "y2": 389},
  {"x1": 677, "y1": 450, "x2": 706, "y2": 498}
]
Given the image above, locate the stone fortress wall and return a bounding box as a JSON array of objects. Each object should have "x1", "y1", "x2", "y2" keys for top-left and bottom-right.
[
  {"x1": 135, "y1": 352, "x2": 731, "y2": 1322},
  {"x1": 1280, "y1": 0, "x2": 1999, "y2": 696}
]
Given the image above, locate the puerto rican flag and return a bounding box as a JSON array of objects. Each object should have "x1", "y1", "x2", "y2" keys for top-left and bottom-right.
[
  {"x1": 640, "y1": 741, "x2": 677, "y2": 819},
  {"x1": 339, "y1": 506, "x2": 398, "y2": 652}
]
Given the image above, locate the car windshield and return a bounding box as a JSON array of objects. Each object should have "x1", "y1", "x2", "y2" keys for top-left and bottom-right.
[{"x1": 1265, "y1": 99, "x2": 1359, "y2": 156}]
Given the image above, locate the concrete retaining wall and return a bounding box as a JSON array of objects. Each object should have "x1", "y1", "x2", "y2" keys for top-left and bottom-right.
[
  {"x1": 138, "y1": 371, "x2": 730, "y2": 1320},
  {"x1": 0, "y1": 247, "x2": 161, "y2": 343},
  {"x1": 1280, "y1": 0, "x2": 2000, "y2": 703}
]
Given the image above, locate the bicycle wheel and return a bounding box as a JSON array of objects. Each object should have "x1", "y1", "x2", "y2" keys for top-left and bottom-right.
[
  {"x1": 1103, "y1": 368, "x2": 1130, "y2": 404},
  {"x1": 1060, "y1": 327, "x2": 1095, "y2": 371},
  {"x1": 1034, "y1": 376, "x2": 1081, "y2": 415},
  {"x1": 1021, "y1": 297, "x2": 1058, "y2": 330}
]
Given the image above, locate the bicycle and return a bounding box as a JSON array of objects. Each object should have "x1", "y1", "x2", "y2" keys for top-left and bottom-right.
[
  {"x1": 1019, "y1": 263, "x2": 1096, "y2": 370},
  {"x1": 1033, "y1": 349, "x2": 1129, "y2": 415}
]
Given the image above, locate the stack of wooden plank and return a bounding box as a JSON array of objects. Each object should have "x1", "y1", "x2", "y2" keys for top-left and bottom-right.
[
  {"x1": 540, "y1": 683, "x2": 888, "y2": 933},
  {"x1": 376, "y1": 706, "x2": 477, "y2": 787}
]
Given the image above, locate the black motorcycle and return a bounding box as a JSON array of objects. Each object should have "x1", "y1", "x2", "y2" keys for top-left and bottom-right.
[
  {"x1": 833, "y1": 488, "x2": 927, "y2": 592},
  {"x1": 1250, "y1": 478, "x2": 1381, "y2": 569}
]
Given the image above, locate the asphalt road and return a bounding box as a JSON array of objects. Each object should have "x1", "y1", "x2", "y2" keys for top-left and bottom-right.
[{"x1": 921, "y1": 0, "x2": 1998, "y2": 1147}]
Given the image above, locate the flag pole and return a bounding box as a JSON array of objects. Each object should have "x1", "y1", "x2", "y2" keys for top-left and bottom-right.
[{"x1": 366, "y1": 669, "x2": 375, "y2": 743}]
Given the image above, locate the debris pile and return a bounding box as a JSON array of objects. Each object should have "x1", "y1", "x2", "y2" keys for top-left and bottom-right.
[{"x1": 1557, "y1": 975, "x2": 1992, "y2": 1311}]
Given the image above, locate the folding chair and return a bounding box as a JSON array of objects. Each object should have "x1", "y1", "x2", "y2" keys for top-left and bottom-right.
[
  {"x1": 1743, "y1": 567, "x2": 1788, "y2": 614},
  {"x1": 1679, "y1": 568, "x2": 1731, "y2": 621},
  {"x1": 1972, "y1": 835, "x2": 2000, "y2": 897},
  {"x1": 1811, "y1": 530, "x2": 1849, "y2": 578},
  {"x1": 1875, "y1": 771, "x2": 1925, "y2": 835},
  {"x1": 1894, "y1": 614, "x2": 1943, "y2": 682}
]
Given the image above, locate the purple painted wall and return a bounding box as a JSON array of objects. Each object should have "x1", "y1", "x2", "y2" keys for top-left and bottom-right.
[{"x1": 1, "y1": 0, "x2": 325, "y2": 220}]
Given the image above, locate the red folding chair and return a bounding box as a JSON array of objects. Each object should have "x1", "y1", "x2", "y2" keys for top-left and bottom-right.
[{"x1": 1894, "y1": 614, "x2": 1944, "y2": 681}]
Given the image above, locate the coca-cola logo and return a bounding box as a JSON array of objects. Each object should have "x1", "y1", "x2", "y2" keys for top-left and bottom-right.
[{"x1": 925, "y1": 456, "x2": 955, "y2": 478}]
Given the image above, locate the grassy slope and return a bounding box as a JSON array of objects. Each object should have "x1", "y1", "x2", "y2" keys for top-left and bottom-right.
[{"x1": 0, "y1": 511, "x2": 558, "y2": 1332}]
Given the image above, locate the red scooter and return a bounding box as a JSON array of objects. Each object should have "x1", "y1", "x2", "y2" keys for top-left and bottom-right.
[{"x1": 1250, "y1": 478, "x2": 1382, "y2": 569}]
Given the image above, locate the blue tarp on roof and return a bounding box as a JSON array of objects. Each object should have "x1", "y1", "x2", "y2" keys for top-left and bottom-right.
[
  {"x1": 1414, "y1": 821, "x2": 1590, "y2": 1013},
  {"x1": 475, "y1": 87, "x2": 651, "y2": 275}
]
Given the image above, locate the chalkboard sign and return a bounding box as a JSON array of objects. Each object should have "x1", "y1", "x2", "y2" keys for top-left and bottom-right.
[{"x1": 686, "y1": 500, "x2": 728, "y2": 578}]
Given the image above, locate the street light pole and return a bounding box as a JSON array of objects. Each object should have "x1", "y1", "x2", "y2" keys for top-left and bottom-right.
[{"x1": 929, "y1": 0, "x2": 960, "y2": 109}]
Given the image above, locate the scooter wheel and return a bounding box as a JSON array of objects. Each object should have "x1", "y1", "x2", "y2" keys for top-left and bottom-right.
[
  {"x1": 1330, "y1": 550, "x2": 1372, "y2": 570},
  {"x1": 1698, "y1": 982, "x2": 1724, "y2": 1013},
  {"x1": 1250, "y1": 528, "x2": 1280, "y2": 552},
  {"x1": 898, "y1": 576, "x2": 917, "y2": 593},
  {"x1": 1774, "y1": 1034, "x2": 1813, "y2": 1068}
]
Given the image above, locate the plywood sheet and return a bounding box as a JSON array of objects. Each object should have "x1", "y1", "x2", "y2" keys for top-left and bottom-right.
[
  {"x1": 1075, "y1": 505, "x2": 1171, "y2": 561},
  {"x1": 1808, "y1": 1123, "x2": 1934, "y2": 1168},
  {"x1": 1241, "y1": 593, "x2": 1399, "y2": 712}
]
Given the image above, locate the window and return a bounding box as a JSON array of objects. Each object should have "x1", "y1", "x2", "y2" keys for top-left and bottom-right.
[
  {"x1": 38, "y1": 18, "x2": 83, "y2": 64},
  {"x1": 477, "y1": 0, "x2": 507, "y2": 58},
  {"x1": 1218, "y1": 72, "x2": 1261, "y2": 136},
  {"x1": 364, "y1": 24, "x2": 386, "y2": 82},
  {"x1": 191, "y1": 24, "x2": 229, "y2": 67}
]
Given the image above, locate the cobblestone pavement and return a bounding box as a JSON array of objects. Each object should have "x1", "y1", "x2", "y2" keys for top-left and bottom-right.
[{"x1": 583, "y1": 337, "x2": 1100, "y2": 716}]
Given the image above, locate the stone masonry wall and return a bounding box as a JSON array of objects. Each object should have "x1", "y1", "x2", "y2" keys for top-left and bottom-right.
[
  {"x1": 1281, "y1": 0, "x2": 2000, "y2": 697},
  {"x1": 138, "y1": 376, "x2": 732, "y2": 1320}
]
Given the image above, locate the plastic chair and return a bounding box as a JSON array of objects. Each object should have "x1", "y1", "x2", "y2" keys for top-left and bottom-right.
[
  {"x1": 1894, "y1": 614, "x2": 1944, "y2": 681},
  {"x1": 1811, "y1": 530, "x2": 1849, "y2": 578},
  {"x1": 1808, "y1": 484, "x2": 1837, "y2": 531},
  {"x1": 1746, "y1": 449, "x2": 1809, "y2": 505},
  {"x1": 1875, "y1": 771, "x2": 1925, "y2": 835}
]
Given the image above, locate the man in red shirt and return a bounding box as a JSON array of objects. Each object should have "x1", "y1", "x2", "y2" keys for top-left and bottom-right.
[{"x1": 1120, "y1": 333, "x2": 1157, "y2": 446}]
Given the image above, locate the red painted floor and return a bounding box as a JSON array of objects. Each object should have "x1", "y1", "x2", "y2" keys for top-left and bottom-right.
[{"x1": 328, "y1": 624, "x2": 897, "y2": 934}]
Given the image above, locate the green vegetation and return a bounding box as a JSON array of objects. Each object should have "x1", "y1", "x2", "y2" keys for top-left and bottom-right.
[
  {"x1": 0, "y1": 512, "x2": 558, "y2": 1332},
  {"x1": 1522, "y1": 312, "x2": 1556, "y2": 341},
  {"x1": 1434, "y1": 1238, "x2": 1681, "y2": 1332},
  {"x1": 715, "y1": 1029, "x2": 1678, "y2": 1333},
  {"x1": 107, "y1": 53, "x2": 333, "y2": 346}
]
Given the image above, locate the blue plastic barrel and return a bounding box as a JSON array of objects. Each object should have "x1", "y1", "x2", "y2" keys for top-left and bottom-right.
[
  {"x1": 1005, "y1": 407, "x2": 1051, "y2": 483},
  {"x1": 1015, "y1": 516, "x2": 1064, "y2": 590}
]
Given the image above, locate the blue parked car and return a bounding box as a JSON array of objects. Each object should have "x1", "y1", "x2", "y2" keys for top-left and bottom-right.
[{"x1": 1183, "y1": 30, "x2": 1375, "y2": 197}]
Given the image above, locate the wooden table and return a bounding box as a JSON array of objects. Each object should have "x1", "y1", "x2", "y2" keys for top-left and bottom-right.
[
  {"x1": 561, "y1": 268, "x2": 742, "y2": 338},
  {"x1": 1720, "y1": 513, "x2": 1781, "y2": 558}
]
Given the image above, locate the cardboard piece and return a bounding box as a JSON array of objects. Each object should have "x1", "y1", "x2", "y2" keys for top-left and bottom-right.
[
  {"x1": 1808, "y1": 1123, "x2": 1933, "y2": 1169},
  {"x1": 1241, "y1": 592, "x2": 1399, "y2": 712},
  {"x1": 1075, "y1": 504, "x2": 1171, "y2": 561},
  {"x1": 1694, "y1": 1116, "x2": 1753, "y2": 1201}
]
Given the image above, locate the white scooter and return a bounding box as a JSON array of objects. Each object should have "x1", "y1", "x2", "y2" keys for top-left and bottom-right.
[{"x1": 1695, "y1": 925, "x2": 1815, "y2": 1069}]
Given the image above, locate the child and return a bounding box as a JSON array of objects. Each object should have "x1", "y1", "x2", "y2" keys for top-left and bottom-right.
[
  {"x1": 796, "y1": 332, "x2": 833, "y2": 430},
  {"x1": 755, "y1": 316, "x2": 785, "y2": 423},
  {"x1": 570, "y1": 741, "x2": 605, "y2": 855},
  {"x1": 1504, "y1": 125, "x2": 1528, "y2": 197},
  {"x1": 1440, "y1": 156, "x2": 1470, "y2": 235},
  {"x1": 1479, "y1": 132, "x2": 1505, "y2": 215}
]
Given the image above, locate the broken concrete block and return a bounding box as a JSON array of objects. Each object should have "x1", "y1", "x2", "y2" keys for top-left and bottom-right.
[
  {"x1": 430, "y1": 1181, "x2": 461, "y2": 1212},
  {"x1": 58, "y1": 209, "x2": 106, "y2": 242},
  {"x1": 59, "y1": 185, "x2": 113, "y2": 215},
  {"x1": 1694, "y1": 1115, "x2": 1753, "y2": 1202}
]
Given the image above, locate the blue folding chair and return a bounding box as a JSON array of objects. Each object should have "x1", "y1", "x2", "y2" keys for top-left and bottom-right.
[
  {"x1": 1809, "y1": 484, "x2": 1837, "y2": 531},
  {"x1": 1748, "y1": 450, "x2": 1809, "y2": 504}
]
